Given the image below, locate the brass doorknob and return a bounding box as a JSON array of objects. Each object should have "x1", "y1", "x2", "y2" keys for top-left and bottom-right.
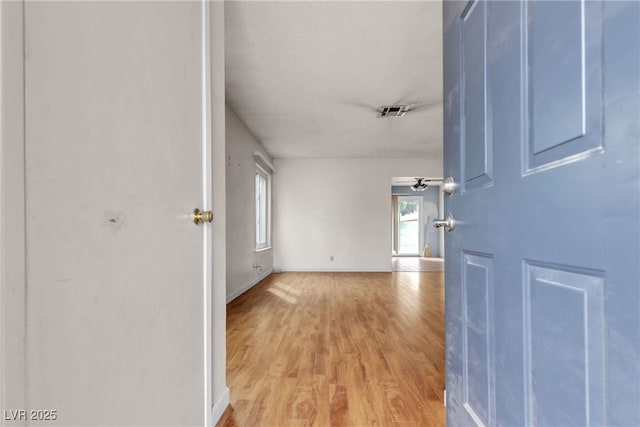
[{"x1": 192, "y1": 208, "x2": 213, "y2": 225}]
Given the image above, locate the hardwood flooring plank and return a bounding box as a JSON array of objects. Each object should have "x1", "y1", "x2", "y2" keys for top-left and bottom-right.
[
  {"x1": 312, "y1": 374, "x2": 331, "y2": 427},
  {"x1": 330, "y1": 384, "x2": 349, "y2": 427},
  {"x1": 218, "y1": 272, "x2": 445, "y2": 427}
]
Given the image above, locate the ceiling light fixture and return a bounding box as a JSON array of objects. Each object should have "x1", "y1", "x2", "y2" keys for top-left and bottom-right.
[
  {"x1": 410, "y1": 178, "x2": 429, "y2": 192},
  {"x1": 378, "y1": 105, "x2": 410, "y2": 118}
]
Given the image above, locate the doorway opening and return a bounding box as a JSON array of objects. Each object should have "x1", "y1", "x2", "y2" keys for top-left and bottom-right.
[
  {"x1": 394, "y1": 195, "x2": 423, "y2": 255},
  {"x1": 391, "y1": 178, "x2": 445, "y2": 272}
]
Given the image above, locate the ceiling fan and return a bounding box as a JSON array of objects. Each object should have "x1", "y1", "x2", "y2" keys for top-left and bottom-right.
[{"x1": 394, "y1": 177, "x2": 444, "y2": 192}]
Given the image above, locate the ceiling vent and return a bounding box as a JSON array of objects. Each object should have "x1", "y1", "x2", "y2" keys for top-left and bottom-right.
[{"x1": 378, "y1": 105, "x2": 410, "y2": 118}]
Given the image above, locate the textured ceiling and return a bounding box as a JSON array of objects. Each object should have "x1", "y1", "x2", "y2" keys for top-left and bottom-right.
[{"x1": 225, "y1": 1, "x2": 443, "y2": 159}]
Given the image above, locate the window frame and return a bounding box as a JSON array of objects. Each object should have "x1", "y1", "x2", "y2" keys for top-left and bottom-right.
[{"x1": 255, "y1": 164, "x2": 271, "y2": 251}]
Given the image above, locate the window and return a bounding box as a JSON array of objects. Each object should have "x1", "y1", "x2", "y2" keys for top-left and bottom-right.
[
  {"x1": 396, "y1": 196, "x2": 423, "y2": 255},
  {"x1": 255, "y1": 165, "x2": 271, "y2": 250}
]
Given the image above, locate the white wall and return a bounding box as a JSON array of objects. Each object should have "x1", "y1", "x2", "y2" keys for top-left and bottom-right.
[
  {"x1": 225, "y1": 105, "x2": 274, "y2": 302},
  {"x1": 1, "y1": 3, "x2": 230, "y2": 426},
  {"x1": 273, "y1": 157, "x2": 442, "y2": 271}
]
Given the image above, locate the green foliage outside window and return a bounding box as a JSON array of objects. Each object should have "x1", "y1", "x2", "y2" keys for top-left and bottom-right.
[{"x1": 399, "y1": 200, "x2": 418, "y2": 216}]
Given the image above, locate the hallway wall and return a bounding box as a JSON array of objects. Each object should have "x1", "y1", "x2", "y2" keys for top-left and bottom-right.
[
  {"x1": 225, "y1": 105, "x2": 274, "y2": 301},
  {"x1": 273, "y1": 157, "x2": 442, "y2": 272}
]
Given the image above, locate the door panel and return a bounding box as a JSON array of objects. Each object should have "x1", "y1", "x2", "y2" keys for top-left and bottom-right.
[
  {"x1": 525, "y1": 0, "x2": 603, "y2": 172},
  {"x1": 528, "y1": 0, "x2": 584, "y2": 154},
  {"x1": 461, "y1": 1, "x2": 493, "y2": 191},
  {"x1": 461, "y1": 252, "x2": 495, "y2": 426},
  {"x1": 24, "y1": 2, "x2": 207, "y2": 425},
  {"x1": 524, "y1": 262, "x2": 605, "y2": 426},
  {"x1": 444, "y1": 1, "x2": 639, "y2": 426}
]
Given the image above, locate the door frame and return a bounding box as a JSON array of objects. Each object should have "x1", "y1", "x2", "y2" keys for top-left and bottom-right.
[
  {"x1": 0, "y1": 2, "x2": 219, "y2": 425},
  {"x1": 210, "y1": 1, "x2": 231, "y2": 422},
  {"x1": 437, "y1": 183, "x2": 445, "y2": 258},
  {"x1": 0, "y1": 1, "x2": 27, "y2": 423},
  {"x1": 201, "y1": 1, "x2": 214, "y2": 425}
]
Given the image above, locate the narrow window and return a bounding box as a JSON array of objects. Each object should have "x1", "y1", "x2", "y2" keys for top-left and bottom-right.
[
  {"x1": 255, "y1": 165, "x2": 270, "y2": 250},
  {"x1": 396, "y1": 196, "x2": 423, "y2": 255}
]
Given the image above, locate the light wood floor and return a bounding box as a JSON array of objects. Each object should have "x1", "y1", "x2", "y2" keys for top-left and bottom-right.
[
  {"x1": 217, "y1": 272, "x2": 445, "y2": 427},
  {"x1": 392, "y1": 257, "x2": 445, "y2": 272}
]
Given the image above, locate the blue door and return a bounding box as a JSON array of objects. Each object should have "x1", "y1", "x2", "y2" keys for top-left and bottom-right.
[{"x1": 443, "y1": 1, "x2": 639, "y2": 425}]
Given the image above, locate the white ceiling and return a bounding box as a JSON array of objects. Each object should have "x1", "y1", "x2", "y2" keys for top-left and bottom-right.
[{"x1": 225, "y1": 1, "x2": 443, "y2": 159}]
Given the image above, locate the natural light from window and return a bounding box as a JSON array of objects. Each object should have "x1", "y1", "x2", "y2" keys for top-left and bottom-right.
[
  {"x1": 398, "y1": 197, "x2": 421, "y2": 254},
  {"x1": 255, "y1": 165, "x2": 270, "y2": 250}
]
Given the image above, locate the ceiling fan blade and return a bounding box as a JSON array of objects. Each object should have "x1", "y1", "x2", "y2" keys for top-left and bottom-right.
[
  {"x1": 393, "y1": 178, "x2": 444, "y2": 185},
  {"x1": 344, "y1": 101, "x2": 382, "y2": 114},
  {"x1": 406, "y1": 101, "x2": 441, "y2": 113}
]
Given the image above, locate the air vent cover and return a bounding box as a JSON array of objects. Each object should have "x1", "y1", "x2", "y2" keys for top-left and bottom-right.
[{"x1": 378, "y1": 105, "x2": 410, "y2": 118}]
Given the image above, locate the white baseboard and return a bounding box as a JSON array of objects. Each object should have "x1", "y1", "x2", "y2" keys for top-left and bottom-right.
[
  {"x1": 226, "y1": 268, "x2": 273, "y2": 303},
  {"x1": 277, "y1": 267, "x2": 392, "y2": 273},
  {"x1": 211, "y1": 387, "x2": 230, "y2": 425}
]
